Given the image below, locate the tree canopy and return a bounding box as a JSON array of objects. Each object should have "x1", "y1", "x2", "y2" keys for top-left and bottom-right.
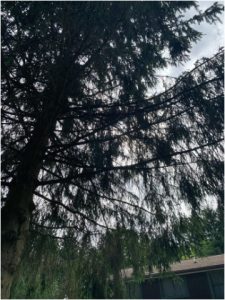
[{"x1": 1, "y1": 1, "x2": 224, "y2": 298}]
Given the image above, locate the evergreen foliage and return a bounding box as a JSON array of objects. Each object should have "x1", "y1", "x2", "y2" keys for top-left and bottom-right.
[
  {"x1": 186, "y1": 208, "x2": 224, "y2": 257},
  {"x1": 1, "y1": 2, "x2": 224, "y2": 297},
  {"x1": 11, "y1": 208, "x2": 223, "y2": 299}
]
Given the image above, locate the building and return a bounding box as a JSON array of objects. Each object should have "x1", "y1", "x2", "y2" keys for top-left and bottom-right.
[{"x1": 125, "y1": 254, "x2": 224, "y2": 299}]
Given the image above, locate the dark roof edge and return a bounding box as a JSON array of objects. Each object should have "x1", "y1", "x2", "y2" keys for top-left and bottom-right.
[
  {"x1": 149, "y1": 264, "x2": 224, "y2": 278},
  {"x1": 125, "y1": 266, "x2": 224, "y2": 283}
]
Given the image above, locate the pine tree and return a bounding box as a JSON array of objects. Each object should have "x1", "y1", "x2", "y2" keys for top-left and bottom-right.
[{"x1": 1, "y1": 2, "x2": 224, "y2": 297}]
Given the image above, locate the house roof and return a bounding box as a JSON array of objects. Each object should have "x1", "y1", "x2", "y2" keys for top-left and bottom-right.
[{"x1": 121, "y1": 254, "x2": 224, "y2": 279}]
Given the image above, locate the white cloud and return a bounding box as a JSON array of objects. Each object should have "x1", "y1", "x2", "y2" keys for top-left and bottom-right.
[{"x1": 158, "y1": 1, "x2": 224, "y2": 78}]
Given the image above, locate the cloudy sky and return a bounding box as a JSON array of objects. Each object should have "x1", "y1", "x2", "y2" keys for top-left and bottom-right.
[
  {"x1": 169, "y1": 1, "x2": 224, "y2": 211},
  {"x1": 145, "y1": 1, "x2": 224, "y2": 212},
  {"x1": 159, "y1": 1, "x2": 224, "y2": 78}
]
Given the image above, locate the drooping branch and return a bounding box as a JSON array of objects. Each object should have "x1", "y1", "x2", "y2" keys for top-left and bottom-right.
[
  {"x1": 37, "y1": 138, "x2": 223, "y2": 186},
  {"x1": 34, "y1": 191, "x2": 115, "y2": 230}
]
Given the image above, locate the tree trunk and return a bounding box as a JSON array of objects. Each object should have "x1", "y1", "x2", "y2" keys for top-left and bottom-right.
[
  {"x1": 1, "y1": 196, "x2": 34, "y2": 299},
  {"x1": 1, "y1": 99, "x2": 58, "y2": 298}
]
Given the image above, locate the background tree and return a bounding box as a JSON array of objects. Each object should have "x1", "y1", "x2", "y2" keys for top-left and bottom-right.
[
  {"x1": 184, "y1": 208, "x2": 224, "y2": 257},
  {"x1": 1, "y1": 1, "x2": 224, "y2": 297}
]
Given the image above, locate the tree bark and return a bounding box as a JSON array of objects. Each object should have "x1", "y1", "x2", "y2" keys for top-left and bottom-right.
[{"x1": 1, "y1": 99, "x2": 58, "y2": 298}]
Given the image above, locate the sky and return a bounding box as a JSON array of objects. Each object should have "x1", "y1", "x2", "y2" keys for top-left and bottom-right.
[
  {"x1": 167, "y1": 1, "x2": 224, "y2": 212},
  {"x1": 160, "y1": 1, "x2": 224, "y2": 78},
  {"x1": 145, "y1": 1, "x2": 224, "y2": 214}
]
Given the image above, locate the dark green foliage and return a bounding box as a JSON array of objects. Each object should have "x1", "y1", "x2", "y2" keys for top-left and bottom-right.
[
  {"x1": 190, "y1": 208, "x2": 224, "y2": 256},
  {"x1": 11, "y1": 204, "x2": 223, "y2": 298},
  {"x1": 1, "y1": 2, "x2": 224, "y2": 296},
  {"x1": 180, "y1": 176, "x2": 202, "y2": 211},
  {"x1": 8, "y1": 228, "x2": 179, "y2": 298}
]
